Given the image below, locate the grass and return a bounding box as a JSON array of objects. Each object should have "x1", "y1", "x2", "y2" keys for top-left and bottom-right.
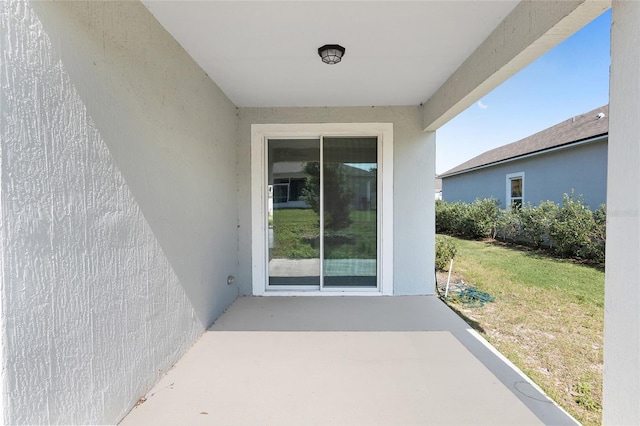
[
  {"x1": 326, "y1": 210, "x2": 377, "y2": 259},
  {"x1": 271, "y1": 209, "x2": 319, "y2": 259},
  {"x1": 438, "y1": 236, "x2": 604, "y2": 426},
  {"x1": 272, "y1": 208, "x2": 376, "y2": 259}
]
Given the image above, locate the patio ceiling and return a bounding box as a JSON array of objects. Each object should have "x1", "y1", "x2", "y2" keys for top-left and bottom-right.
[{"x1": 142, "y1": 1, "x2": 519, "y2": 108}]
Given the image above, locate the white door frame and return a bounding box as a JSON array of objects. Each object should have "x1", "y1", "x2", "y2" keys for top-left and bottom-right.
[{"x1": 251, "y1": 123, "x2": 393, "y2": 296}]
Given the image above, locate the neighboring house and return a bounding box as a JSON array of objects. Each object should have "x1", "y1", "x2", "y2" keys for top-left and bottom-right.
[
  {"x1": 439, "y1": 105, "x2": 609, "y2": 209},
  {"x1": 1, "y1": 1, "x2": 638, "y2": 425},
  {"x1": 271, "y1": 162, "x2": 310, "y2": 209},
  {"x1": 435, "y1": 178, "x2": 443, "y2": 200},
  {"x1": 271, "y1": 162, "x2": 377, "y2": 210}
]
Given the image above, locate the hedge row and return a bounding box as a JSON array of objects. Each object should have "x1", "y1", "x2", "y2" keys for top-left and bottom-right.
[{"x1": 435, "y1": 194, "x2": 606, "y2": 263}]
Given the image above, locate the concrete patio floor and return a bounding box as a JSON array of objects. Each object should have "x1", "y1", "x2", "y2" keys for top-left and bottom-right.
[{"x1": 120, "y1": 296, "x2": 578, "y2": 425}]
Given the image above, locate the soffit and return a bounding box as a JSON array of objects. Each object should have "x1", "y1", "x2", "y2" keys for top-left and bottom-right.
[{"x1": 142, "y1": 1, "x2": 519, "y2": 108}]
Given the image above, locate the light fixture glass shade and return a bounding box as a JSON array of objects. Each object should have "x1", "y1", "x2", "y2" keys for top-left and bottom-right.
[{"x1": 318, "y1": 44, "x2": 345, "y2": 65}]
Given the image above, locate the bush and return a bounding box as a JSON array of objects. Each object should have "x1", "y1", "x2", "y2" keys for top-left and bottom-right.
[
  {"x1": 548, "y1": 194, "x2": 605, "y2": 262},
  {"x1": 436, "y1": 193, "x2": 606, "y2": 263},
  {"x1": 435, "y1": 235, "x2": 458, "y2": 271},
  {"x1": 495, "y1": 208, "x2": 520, "y2": 242},
  {"x1": 461, "y1": 198, "x2": 499, "y2": 239},
  {"x1": 436, "y1": 200, "x2": 463, "y2": 234},
  {"x1": 518, "y1": 201, "x2": 558, "y2": 248},
  {"x1": 301, "y1": 162, "x2": 352, "y2": 230},
  {"x1": 436, "y1": 198, "x2": 499, "y2": 239},
  {"x1": 585, "y1": 204, "x2": 606, "y2": 263}
]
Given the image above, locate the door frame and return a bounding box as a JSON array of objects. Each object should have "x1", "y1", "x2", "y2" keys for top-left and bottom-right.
[{"x1": 251, "y1": 123, "x2": 393, "y2": 296}]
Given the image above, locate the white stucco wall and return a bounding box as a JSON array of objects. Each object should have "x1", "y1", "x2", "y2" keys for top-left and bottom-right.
[
  {"x1": 238, "y1": 107, "x2": 436, "y2": 296},
  {"x1": 0, "y1": 1, "x2": 239, "y2": 424},
  {"x1": 603, "y1": 1, "x2": 640, "y2": 424}
]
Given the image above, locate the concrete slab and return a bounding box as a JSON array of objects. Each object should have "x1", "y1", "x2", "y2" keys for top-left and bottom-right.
[
  {"x1": 120, "y1": 296, "x2": 579, "y2": 425},
  {"x1": 269, "y1": 258, "x2": 319, "y2": 277},
  {"x1": 208, "y1": 295, "x2": 468, "y2": 331},
  {"x1": 268, "y1": 259, "x2": 376, "y2": 277}
]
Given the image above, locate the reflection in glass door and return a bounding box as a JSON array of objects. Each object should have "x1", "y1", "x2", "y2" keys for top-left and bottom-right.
[
  {"x1": 268, "y1": 139, "x2": 321, "y2": 287},
  {"x1": 322, "y1": 137, "x2": 377, "y2": 288},
  {"x1": 267, "y1": 136, "x2": 378, "y2": 290}
]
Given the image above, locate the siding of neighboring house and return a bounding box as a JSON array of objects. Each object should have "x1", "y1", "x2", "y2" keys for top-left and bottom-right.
[
  {"x1": 1, "y1": 1, "x2": 239, "y2": 424},
  {"x1": 238, "y1": 107, "x2": 436, "y2": 296},
  {"x1": 443, "y1": 138, "x2": 608, "y2": 208}
]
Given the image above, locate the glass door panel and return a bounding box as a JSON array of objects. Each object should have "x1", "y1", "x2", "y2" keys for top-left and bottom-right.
[
  {"x1": 267, "y1": 139, "x2": 321, "y2": 287},
  {"x1": 322, "y1": 137, "x2": 378, "y2": 288}
]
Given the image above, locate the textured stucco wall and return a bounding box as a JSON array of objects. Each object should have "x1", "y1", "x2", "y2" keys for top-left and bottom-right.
[
  {"x1": 442, "y1": 139, "x2": 608, "y2": 209},
  {"x1": 0, "y1": 1, "x2": 239, "y2": 424},
  {"x1": 238, "y1": 107, "x2": 436, "y2": 296},
  {"x1": 603, "y1": 1, "x2": 640, "y2": 423}
]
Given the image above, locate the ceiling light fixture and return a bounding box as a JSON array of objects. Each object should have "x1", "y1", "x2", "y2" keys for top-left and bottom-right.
[{"x1": 318, "y1": 44, "x2": 345, "y2": 65}]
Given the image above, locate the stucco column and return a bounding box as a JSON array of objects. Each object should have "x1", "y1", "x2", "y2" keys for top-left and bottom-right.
[
  {"x1": 603, "y1": 1, "x2": 640, "y2": 424},
  {"x1": 393, "y1": 129, "x2": 436, "y2": 294}
]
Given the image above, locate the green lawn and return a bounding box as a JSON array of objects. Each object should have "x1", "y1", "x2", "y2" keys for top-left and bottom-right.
[
  {"x1": 271, "y1": 209, "x2": 319, "y2": 259},
  {"x1": 326, "y1": 210, "x2": 377, "y2": 259},
  {"x1": 440, "y1": 236, "x2": 604, "y2": 426},
  {"x1": 271, "y1": 208, "x2": 376, "y2": 259}
]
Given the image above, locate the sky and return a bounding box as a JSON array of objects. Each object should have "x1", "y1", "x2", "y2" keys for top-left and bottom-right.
[{"x1": 436, "y1": 9, "x2": 611, "y2": 175}]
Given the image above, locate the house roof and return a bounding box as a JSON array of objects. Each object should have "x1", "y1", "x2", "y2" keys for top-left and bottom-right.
[{"x1": 439, "y1": 104, "x2": 609, "y2": 178}]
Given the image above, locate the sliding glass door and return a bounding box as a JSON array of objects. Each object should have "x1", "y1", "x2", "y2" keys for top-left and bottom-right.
[
  {"x1": 322, "y1": 137, "x2": 377, "y2": 288},
  {"x1": 267, "y1": 136, "x2": 379, "y2": 290},
  {"x1": 267, "y1": 138, "x2": 321, "y2": 287}
]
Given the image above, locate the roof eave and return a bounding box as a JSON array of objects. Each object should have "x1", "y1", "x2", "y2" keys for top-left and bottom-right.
[{"x1": 438, "y1": 133, "x2": 608, "y2": 179}]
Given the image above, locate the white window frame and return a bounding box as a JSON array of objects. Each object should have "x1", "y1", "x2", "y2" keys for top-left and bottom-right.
[
  {"x1": 251, "y1": 123, "x2": 393, "y2": 296},
  {"x1": 506, "y1": 172, "x2": 525, "y2": 207}
]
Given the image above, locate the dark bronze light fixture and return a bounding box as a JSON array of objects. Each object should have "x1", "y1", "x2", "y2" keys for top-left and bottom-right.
[{"x1": 318, "y1": 44, "x2": 345, "y2": 65}]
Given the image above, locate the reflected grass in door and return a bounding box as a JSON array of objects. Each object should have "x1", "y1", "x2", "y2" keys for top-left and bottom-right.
[{"x1": 272, "y1": 209, "x2": 376, "y2": 259}]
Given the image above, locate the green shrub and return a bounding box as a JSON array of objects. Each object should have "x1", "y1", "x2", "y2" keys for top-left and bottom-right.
[
  {"x1": 548, "y1": 193, "x2": 601, "y2": 260},
  {"x1": 436, "y1": 200, "x2": 464, "y2": 234},
  {"x1": 435, "y1": 193, "x2": 606, "y2": 263},
  {"x1": 588, "y1": 204, "x2": 607, "y2": 263},
  {"x1": 460, "y1": 198, "x2": 500, "y2": 239},
  {"x1": 549, "y1": 193, "x2": 587, "y2": 256},
  {"x1": 435, "y1": 235, "x2": 458, "y2": 271},
  {"x1": 495, "y1": 208, "x2": 520, "y2": 242},
  {"x1": 517, "y1": 201, "x2": 558, "y2": 248},
  {"x1": 437, "y1": 198, "x2": 499, "y2": 239}
]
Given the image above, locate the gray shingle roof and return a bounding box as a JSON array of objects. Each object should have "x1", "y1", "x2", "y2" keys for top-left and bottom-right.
[{"x1": 439, "y1": 104, "x2": 609, "y2": 178}]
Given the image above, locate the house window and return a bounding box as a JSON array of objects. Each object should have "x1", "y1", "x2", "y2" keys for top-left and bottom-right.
[
  {"x1": 272, "y1": 182, "x2": 290, "y2": 203},
  {"x1": 506, "y1": 172, "x2": 524, "y2": 208}
]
